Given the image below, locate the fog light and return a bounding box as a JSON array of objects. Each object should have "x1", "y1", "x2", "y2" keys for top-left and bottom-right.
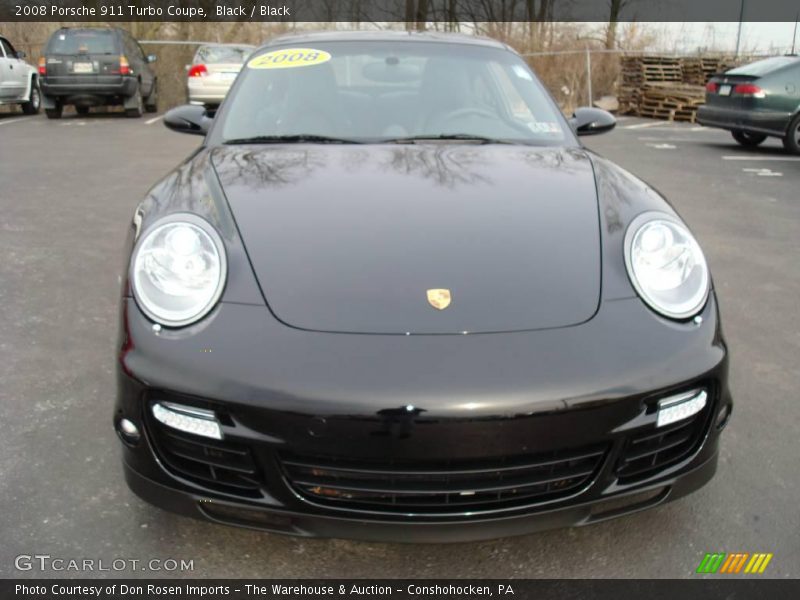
[
  {"x1": 657, "y1": 389, "x2": 707, "y2": 428},
  {"x1": 118, "y1": 418, "x2": 141, "y2": 444},
  {"x1": 152, "y1": 402, "x2": 222, "y2": 440}
]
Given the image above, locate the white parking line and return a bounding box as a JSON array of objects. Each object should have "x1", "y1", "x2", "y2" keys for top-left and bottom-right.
[
  {"x1": 0, "y1": 117, "x2": 27, "y2": 127},
  {"x1": 638, "y1": 137, "x2": 707, "y2": 142},
  {"x1": 635, "y1": 127, "x2": 678, "y2": 132},
  {"x1": 646, "y1": 143, "x2": 677, "y2": 149},
  {"x1": 145, "y1": 115, "x2": 164, "y2": 125},
  {"x1": 743, "y1": 168, "x2": 783, "y2": 177},
  {"x1": 622, "y1": 121, "x2": 665, "y2": 129},
  {"x1": 722, "y1": 155, "x2": 800, "y2": 162}
]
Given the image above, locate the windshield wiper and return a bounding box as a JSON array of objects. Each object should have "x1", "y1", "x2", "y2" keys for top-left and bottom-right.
[
  {"x1": 384, "y1": 134, "x2": 516, "y2": 145},
  {"x1": 224, "y1": 134, "x2": 363, "y2": 145}
]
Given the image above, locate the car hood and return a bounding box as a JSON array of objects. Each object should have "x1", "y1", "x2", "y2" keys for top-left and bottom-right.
[{"x1": 211, "y1": 144, "x2": 600, "y2": 334}]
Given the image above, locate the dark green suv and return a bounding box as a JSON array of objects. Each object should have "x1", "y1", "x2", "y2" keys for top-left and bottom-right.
[
  {"x1": 697, "y1": 56, "x2": 800, "y2": 154},
  {"x1": 40, "y1": 27, "x2": 158, "y2": 119}
]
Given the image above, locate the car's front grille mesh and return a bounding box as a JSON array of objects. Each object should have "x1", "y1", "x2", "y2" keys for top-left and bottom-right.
[
  {"x1": 149, "y1": 425, "x2": 263, "y2": 498},
  {"x1": 279, "y1": 444, "x2": 609, "y2": 515},
  {"x1": 615, "y1": 396, "x2": 713, "y2": 483}
]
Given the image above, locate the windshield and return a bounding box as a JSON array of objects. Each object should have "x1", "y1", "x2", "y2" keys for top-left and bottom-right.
[
  {"x1": 217, "y1": 40, "x2": 572, "y2": 145},
  {"x1": 47, "y1": 29, "x2": 118, "y2": 55},
  {"x1": 195, "y1": 45, "x2": 254, "y2": 65}
]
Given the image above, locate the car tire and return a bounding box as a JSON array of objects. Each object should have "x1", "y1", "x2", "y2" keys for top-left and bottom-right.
[
  {"x1": 76, "y1": 106, "x2": 90, "y2": 116},
  {"x1": 21, "y1": 80, "x2": 41, "y2": 115},
  {"x1": 45, "y1": 103, "x2": 63, "y2": 120},
  {"x1": 125, "y1": 86, "x2": 144, "y2": 118},
  {"x1": 782, "y1": 114, "x2": 800, "y2": 155},
  {"x1": 732, "y1": 130, "x2": 766, "y2": 147},
  {"x1": 144, "y1": 80, "x2": 158, "y2": 113}
]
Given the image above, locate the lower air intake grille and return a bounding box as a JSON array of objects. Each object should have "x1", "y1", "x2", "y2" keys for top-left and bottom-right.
[
  {"x1": 616, "y1": 393, "x2": 713, "y2": 483},
  {"x1": 149, "y1": 423, "x2": 263, "y2": 498},
  {"x1": 279, "y1": 444, "x2": 608, "y2": 515}
]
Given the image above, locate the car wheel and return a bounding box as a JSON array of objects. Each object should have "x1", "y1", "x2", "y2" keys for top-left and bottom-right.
[
  {"x1": 76, "y1": 106, "x2": 90, "y2": 116},
  {"x1": 125, "y1": 86, "x2": 144, "y2": 118},
  {"x1": 782, "y1": 114, "x2": 800, "y2": 154},
  {"x1": 144, "y1": 80, "x2": 158, "y2": 113},
  {"x1": 22, "y1": 81, "x2": 41, "y2": 115},
  {"x1": 732, "y1": 130, "x2": 766, "y2": 147},
  {"x1": 45, "y1": 103, "x2": 63, "y2": 120}
]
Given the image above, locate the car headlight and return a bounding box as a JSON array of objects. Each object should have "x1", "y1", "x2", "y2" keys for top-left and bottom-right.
[
  {"x1": 624, "y1": 212, "x2": 709, "y2": 319},
  {"x1": 131, "y1": 215, "x2": 227, "y2": 327}
]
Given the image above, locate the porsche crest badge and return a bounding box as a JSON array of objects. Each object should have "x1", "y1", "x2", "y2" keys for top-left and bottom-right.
[{"x1": 426, "y1": 289, "x2": 452, "y2": 310}]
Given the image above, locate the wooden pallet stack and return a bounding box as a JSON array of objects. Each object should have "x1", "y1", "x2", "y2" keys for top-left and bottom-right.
[
  {"x1": 619, "y1": 56, "x2": 683, "y2": 115},
  {"x1": 619, "y1": 55, "x2": 730, "y2": 122},
  {"x1": 682, "y1": 57, "x2": 733, "y2": 85},
  {"x1": 637, "y1": 82, "x2": 706, "y2": 122},
  {"x1": 618, "y1": 57, "x2": 644, "y2": 113},
  {"x1": 638, "y1": 56, "x2": 684, "y2": 82}
]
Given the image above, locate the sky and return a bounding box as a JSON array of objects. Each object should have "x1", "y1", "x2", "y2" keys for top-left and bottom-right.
[{"x1": 644, "y1": 22, "x2": 799, "y2": 54}]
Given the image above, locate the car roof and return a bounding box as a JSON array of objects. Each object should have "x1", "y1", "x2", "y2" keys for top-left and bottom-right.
[
  {"x1": 261, "y1": 30, "x2": 512, "y2": 52},
  {"x1": 728, "y1": 55, "x2": 800, "y2": 75}
]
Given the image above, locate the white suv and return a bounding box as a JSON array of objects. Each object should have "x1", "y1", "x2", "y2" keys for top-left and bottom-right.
[{"x1": 0, "y1": 35, "x2": 41, "y2": 115}]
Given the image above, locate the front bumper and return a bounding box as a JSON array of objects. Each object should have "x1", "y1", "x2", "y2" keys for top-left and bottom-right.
[
  {"x1": 697, "y1": 105, "x2": 791, "y2": 137},
  {"x1": 115, "y1": 294, "x2": 731, "y2": 542},
  {"x1": 124, "y1": 451, "x2": 718, "y2": 543}
]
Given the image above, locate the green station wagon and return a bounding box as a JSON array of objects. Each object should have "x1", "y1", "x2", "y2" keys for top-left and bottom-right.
[{"x1": 697, "y1": 56, "x2": 800, "y2": 153}]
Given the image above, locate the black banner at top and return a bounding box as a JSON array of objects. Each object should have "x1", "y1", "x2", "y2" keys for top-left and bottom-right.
[{"x1": 1, "y1": 0, "x2": 799, "y2": 22}]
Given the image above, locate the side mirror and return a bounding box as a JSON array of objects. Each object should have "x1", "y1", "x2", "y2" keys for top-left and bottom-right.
[
  {"x1": 164, "y1": 104, "x2": 213, "y2": 136},
  {"x1": 16, "y1": 50, "x2": 26, "y2": 59},
  {"x1": 146, "y1": 54, "x2": 157, "y2": 63},
  {"x1": 570, "y1": 107, "x2": 616, "y2": 136}
]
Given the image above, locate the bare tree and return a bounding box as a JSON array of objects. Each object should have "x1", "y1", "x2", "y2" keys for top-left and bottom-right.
[{"x1": 606, "y1": 0, "x2": 633, "y2": 49}]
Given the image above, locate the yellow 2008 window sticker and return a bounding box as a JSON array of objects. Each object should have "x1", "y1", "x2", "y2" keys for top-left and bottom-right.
[{"x1": 247, "y1": 48, "x2": 332, "y2": 70}]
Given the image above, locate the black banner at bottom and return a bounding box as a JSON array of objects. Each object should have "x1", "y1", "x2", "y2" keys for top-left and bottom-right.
[{"x1": 2, "y1": 579, "x2": 798, "y2": 600}]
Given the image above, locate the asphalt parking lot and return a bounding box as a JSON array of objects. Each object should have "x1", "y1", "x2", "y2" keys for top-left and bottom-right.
[{"x1": 1, "y1": 110, "x2": 797, "y2": 579}]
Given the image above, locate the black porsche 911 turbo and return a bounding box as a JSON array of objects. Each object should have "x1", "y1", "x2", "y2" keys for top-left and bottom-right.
[{"x1": 115, "y1": 31, "x2": 731, "y2": 542}]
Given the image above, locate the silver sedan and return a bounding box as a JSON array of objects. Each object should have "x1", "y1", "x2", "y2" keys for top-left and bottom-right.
[{"x1": 186, "y1": 44, "x2": 254, "y2": 106}]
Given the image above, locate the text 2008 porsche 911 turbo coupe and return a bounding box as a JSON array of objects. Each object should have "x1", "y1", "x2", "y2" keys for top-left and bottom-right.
[{"x1": 115, "y1": 31, "x2": 731, "y2": 542}]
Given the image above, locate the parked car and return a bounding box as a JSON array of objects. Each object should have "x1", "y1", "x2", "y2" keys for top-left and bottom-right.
[
  {"x1": 697, "y1": 55, "x2": 800, "y2": 153},
  {"x1": 186, "y1": 44, "x2": 254, "y2": 106},
  {"x1": 115, "y1": 32, "x2": 731, "y2": 542},
  {"x1": 39, "y1": 27, "x2": 158, "y2": 119},
  {"x1": 0, "y1": 34, "x2": 40, "y2": 114}
]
